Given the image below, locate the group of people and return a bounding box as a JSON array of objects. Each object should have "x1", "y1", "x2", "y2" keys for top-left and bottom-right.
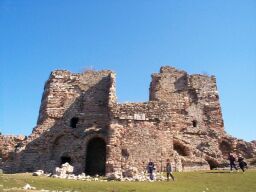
[
  {"x1": 147, "y1": 159, "x2": 174, "y2": 181},
  {"x1": 146, "y1": 153, "x2": 248, "y2": 181},
  {"x1": 228, "y1": 153, "x2": 247, "y2": 172}
]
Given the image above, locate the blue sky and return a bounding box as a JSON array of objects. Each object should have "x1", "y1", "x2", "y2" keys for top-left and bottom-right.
[{"x1": 0, "y1": 0, "x2": 255, "y2": 141}]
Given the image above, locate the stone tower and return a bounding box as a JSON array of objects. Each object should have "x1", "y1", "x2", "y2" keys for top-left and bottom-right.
[{"x1": 1, "y1": 66, "x2": 255, "y2": 175}]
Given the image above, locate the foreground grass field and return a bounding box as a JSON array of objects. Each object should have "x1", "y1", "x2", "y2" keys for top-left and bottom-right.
[{"x1": 1, "y1": 170, "x2": 256, "y2": 192}]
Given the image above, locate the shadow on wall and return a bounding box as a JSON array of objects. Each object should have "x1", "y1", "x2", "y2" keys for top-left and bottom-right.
[
  {"x1": 219, "y1": 139, "x2": 254, "y2": 159},
  {"x1": 3, "y1": 77, "x2": 112, "y2": 175},
  {"x1": 174, "y1": 74, "x2": 188, "y2": 91},
  {"x1": 205, "y1": 158, "x2": 219, "y2": 170},
  {"x1": 173, "y1": 141, "x2": 191, "y2": 157},
  {"x1": 219, "y1": 140, "x2": 232, "y2": 158}
]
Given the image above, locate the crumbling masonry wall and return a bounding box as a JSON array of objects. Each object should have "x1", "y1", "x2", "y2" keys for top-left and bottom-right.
[
  {"x1": 1, "y1": 66, "x2": 255, "y2": 175},
  {"x1": 0, "y1": 135, "x2": 25, "y2": 161},
  {"x1": 109, "y1": 102, "x2": 174, "y2": 173},
  {"x1": 1, "y1": 70, "x2": 115, "y2": 173},
  {"x1": 150, "y1": 66, "x2": 224, "y2": 132}
]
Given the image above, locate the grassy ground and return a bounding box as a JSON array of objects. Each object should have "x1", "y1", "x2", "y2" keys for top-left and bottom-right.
[{"x1": 1, "y1": 170, "x2": 256, "y2": 192}]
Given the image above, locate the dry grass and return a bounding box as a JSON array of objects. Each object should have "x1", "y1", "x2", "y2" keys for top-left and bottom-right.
[{"x1": 1, "y1": 170, "x2": 256, "y2": 192}]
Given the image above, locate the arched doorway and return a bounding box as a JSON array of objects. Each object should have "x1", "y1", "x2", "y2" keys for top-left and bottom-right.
[
  {"x1": 85, "y1": 137, "x2": 106, "y2": 176},
  {"x1": 206, "y1": 158, "x2": 218, "y2": 170},
  {"x1": 219, "y1": 140, "x2": 232, "y2": 157},
  {"x1": 173, "y1": 142, "x2": 190, "y2": 156}
]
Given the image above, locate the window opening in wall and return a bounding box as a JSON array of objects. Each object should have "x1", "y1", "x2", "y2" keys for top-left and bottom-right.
[
  {"x1": 192, "y1": 120, "x2": 197, "y2": 128},
  {"x1": 121, "y1": 148, "x2": 129, "y2": 159},
  {"x1": 70, "y1": 117, "x2": 79, "y2": 128},
  {"x1": 0, "y1": 152, "x2": 2, "y2": 161}
]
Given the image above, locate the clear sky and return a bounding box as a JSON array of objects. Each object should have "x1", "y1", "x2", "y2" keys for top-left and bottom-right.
[{"x1": 0, "y1": 0, "x2": 255, "y2": 141}]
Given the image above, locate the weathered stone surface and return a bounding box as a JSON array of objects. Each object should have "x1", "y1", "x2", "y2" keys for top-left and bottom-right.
[
  {"x1": 32, "y1": 170, "x2": 44, "y2": 176},
  {"x1": 122, "y1": 166, "x2": 138, "y2": 177},
  {"x1": 0, "y1": 66, "x2": 255, "y2": 176},
  {"x1": 57, "y1": 162, "x2": 74, "y2": 174},
  {"x1": 0, "y1": 135, "x2": 25, "y2": 161}
]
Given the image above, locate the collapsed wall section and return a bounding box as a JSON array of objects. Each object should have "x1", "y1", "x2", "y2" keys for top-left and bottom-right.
[
  {"x1": 35, "y1": 69, "x2": 114, "y2": 134},
  {"x1": 0, "y1": 135, "x2": 25, "y2": 165},
  {"x1": 2, "y1": 69, "x2": 116, "y2": 173},
  {"x1": 150, "y1": 66, "x2": 224, "y2": 132}
]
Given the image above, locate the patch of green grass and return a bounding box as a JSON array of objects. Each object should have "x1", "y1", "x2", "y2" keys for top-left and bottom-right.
[{"x1": 1, "y1": 170, "x2": 256, "y2": 192}]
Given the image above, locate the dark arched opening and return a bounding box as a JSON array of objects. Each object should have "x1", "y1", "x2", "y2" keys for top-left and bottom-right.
[
  {"x1": 85, "y1": 137, "x2": 106, "y2": 176},
  {"x1": 70, "y1": 117, "x2": 79, "y2": 128},
  {"x1": 219, "y1": 140, "x2": 232, "y2": 157},
  {"x1": 61, "y1": 156, "x2": 72, "y2": 165},
  {"x1": 206, "y1": 159, "x2": 218, "y2": 170},
  {"x1": 192, "y1": 120, "x2": 197, "y2": 128},
  {"x1": 173, "y1": 142, "x2": 190, "y2": 156}
]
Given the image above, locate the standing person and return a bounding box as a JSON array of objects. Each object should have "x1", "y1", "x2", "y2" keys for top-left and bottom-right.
[
  {"x1": 238, "y1": 154, "x2": 247, "y2": 172},
  {"x1": 228, "y1": 153, "x2": 238, "y2": 171},
  {"x1": 147, "y1": 160, "x2": 155, "y2": 181},
  {"x1": 166, "y1": 159, "x2": 175, "y2": 181}
]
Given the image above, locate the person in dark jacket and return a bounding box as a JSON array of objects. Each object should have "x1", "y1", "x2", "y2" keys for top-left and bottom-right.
[
  {"x1": 228, "y1": 153, "x2": 238, "y2": 171},
  {"x1": 147, "y1": 160, "x2": 155, "y2": 180},
  {"x1": 166, "y1": 159, "x2": 175, "y2": 181},
  {"x1": 238, "y1": 154, "x2": 247, "y2": 172}
]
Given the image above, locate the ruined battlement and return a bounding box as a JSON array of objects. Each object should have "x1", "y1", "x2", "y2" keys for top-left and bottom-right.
[
  {"x1": 37, "y1": 69, "x2": 115, "y2": 130},
  {"x1": 1, "y1": 66, "x2": 255, "y2": 175},
  {"x1": 0, "y1": 135, "x2": 25, "y2": 162},
  {"x1": 150, "y1": 66, "x2": 223, "y2": 131},
  {"x1": 150, "y1": 66, "x2": 218, "y2": 101}
]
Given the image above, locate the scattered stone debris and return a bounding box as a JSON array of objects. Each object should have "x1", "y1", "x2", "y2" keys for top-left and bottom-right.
[
  {"x1": 33, "y1": 170, "x2": 44, "y2": 176},
  {"x1": 23, "y1": 183, "x2": 36, "y2": 190},
  {"x1": 52, "y1": 162, "x2": 74, "y2": 179},
  {"x1": 32, "y1": 163, "x2": 168, "y2": 182}
]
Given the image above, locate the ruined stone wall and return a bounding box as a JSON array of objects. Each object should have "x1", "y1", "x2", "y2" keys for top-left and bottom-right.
[
  {"x1": 35, "y1": 69, "x2": 113, "y2": 133},
  {"x1": 3, "y1": 70, "x2": 115, "y2": 173},
  {"x1": 111, "y1": 102, "x2": 171, "y2": 122},
  {"x1": 109, "y1": 102, "x2": 174, "y2": 173},
  {"x1": 147, "y1": 66, "x2": 255, "y2": 170},
  {"x1": 1, "y1": 65, "x2": 255, "y2": 175},
  {"x1": 121, "y1": 121, "x2": 173, "y2": 172},
  {"x1": 150, "y1": 66, "x2": 224, "y2": 132},
  {"x1": 0, "y1": 135, "x2": 25, "y2": 162}
]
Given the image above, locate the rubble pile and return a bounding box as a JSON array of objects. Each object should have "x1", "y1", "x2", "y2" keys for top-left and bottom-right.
[{"x1": 32, "y1": 163, "x2": 168, "y2": 182}]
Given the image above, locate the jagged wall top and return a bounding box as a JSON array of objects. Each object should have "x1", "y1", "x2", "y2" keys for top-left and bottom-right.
[
  {"x1": 36, "y1": 69, "x2": 116, "y2": 133},
  {"x1": 149, "y1": 66, "x2": 223, "y2": 131},
  {"x1": 150, "y1": 66, "x2": 217, "y2": 101}
]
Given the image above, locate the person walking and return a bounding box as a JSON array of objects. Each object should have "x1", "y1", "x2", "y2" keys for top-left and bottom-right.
[
  {"x1": 166, "y1": 159, "x2": 175, "y2": 181},
  {"x1": 147, "y1": 160, "x2": 155, "y2": 180},
  {"x1": 228, "y1": 153, "x2": 238, "y2": 172},
  {"x1": 238, "y1": 154, "x2": 247, "y2": 172}
]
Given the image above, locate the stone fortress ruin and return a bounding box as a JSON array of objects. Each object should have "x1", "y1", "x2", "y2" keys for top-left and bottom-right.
[{"x1": 1, "y1": 66, "x2": 256, "y2": 176}]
